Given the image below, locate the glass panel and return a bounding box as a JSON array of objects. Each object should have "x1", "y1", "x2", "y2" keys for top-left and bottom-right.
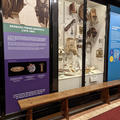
[
  {"x1": 58, "y1": 0, "x2": 83, "y2": 91},
  {"x1": 85, "y1": 1, "x2": 106, "y2": 86}
]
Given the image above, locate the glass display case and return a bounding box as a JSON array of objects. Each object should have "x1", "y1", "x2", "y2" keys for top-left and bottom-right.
[
  {"x1": 58, "y1": 0, "x2": 106, "y2": 91},
  {"x1": 85, "y1": 1, "x2": 106, "y2": 86}
]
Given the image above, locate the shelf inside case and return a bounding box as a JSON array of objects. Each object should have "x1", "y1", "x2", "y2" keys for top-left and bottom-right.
[{"x1": 59, "y1": 69, "x2": 103, "y2": 80}]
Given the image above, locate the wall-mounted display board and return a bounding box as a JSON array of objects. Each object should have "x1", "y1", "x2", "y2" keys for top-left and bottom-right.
[
  {"x1": 2, "y1": 0, "x2": 49, "y2": 114},
  {"x1": 108, "y1": 5, "x2": 120, "y2": 81}
]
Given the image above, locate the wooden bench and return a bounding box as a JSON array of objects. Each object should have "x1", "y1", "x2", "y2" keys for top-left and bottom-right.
[{"x1": 18, "y1": 80, "x2": 120, "y2": 120}]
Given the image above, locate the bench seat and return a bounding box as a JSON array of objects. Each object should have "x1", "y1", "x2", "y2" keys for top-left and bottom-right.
[{"x1": 18, "y1": 80, "x2": 120, "y2": 120}]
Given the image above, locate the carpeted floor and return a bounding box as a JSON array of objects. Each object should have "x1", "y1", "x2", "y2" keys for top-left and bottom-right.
[
  {"x1": 90, "y1": 106, "x2": 120, "y2": 120},
  {"x1": 69, "y1": 99, "x2": 120, "y2": 120}
]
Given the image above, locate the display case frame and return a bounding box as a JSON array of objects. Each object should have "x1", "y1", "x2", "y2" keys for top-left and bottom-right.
[{"x1": 0, "y1": 0, "x2": 6, "y2": 116}]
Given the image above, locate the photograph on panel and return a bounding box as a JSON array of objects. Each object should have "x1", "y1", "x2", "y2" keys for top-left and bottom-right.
[{"x1": 2, "y1": 0, "x2": 49, "y2": 28}]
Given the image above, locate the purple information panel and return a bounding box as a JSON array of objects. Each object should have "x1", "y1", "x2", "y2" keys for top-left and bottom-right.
[{"x1": 2, "y1": 0, "x2": 49, "y2": 114}]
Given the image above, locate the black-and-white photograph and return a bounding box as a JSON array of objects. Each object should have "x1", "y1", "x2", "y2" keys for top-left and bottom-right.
[{"x1": 2, "y1": 0, "x2": 49, "y2": 28}]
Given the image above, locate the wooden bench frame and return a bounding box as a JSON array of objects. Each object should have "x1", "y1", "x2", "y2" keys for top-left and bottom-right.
[{"x1": 18, "y1": 80, "x2": 120, "y2": 120}]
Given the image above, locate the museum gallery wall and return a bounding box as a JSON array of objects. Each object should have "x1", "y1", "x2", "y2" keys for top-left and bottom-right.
[
  {"x1": 2, "y1": 0, "x2": 49, "y2": 114},
  {"x1": 0, "y1": 0, "x2": 120, "y2": 117}
]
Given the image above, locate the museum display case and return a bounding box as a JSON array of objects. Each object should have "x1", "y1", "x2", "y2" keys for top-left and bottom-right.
[
  {"x1": 85, "y1": 1, "x2": 106, "y2": 86},
  {"x1": 58, "y1": 0, "x2": 83, "y2": 91},
  {"x1": 58, "y1": 0, "x2": 106, "y2": 91}
]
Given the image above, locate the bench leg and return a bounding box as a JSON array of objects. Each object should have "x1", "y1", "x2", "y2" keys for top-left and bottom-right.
[
  {"x1": 101, "y1": 88, "x2": 110, "y2": 104},
  {"x1": 118, "y1": 85, "x2": 120, "y2": 97},
  {"x1": 26, "y1": 109, "x2": 32, "y2": 120},
  {"x1": 61, "y1": 99, "x2": 69, "y2": 120}
]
